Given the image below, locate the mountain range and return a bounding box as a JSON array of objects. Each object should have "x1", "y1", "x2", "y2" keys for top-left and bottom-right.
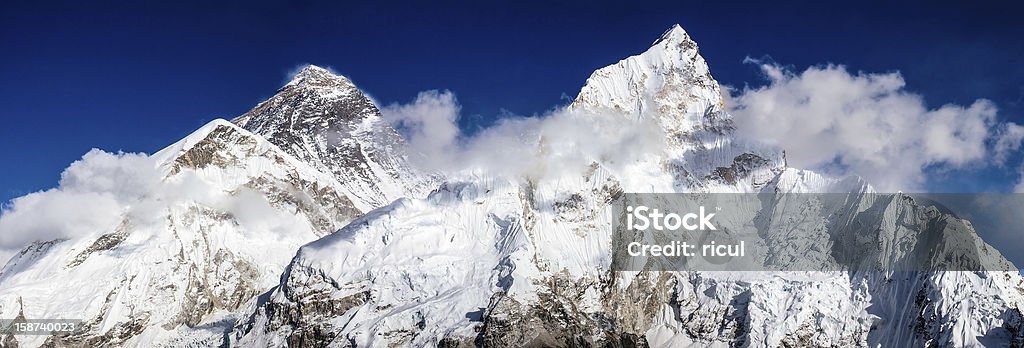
[{"x1": 1, "y1": 24, "x2": 1022, "y2": 347}]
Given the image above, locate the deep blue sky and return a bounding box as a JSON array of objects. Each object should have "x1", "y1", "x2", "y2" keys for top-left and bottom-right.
[{"x1": 1, "y1": 0, "x2": 1022, "y2": 202}]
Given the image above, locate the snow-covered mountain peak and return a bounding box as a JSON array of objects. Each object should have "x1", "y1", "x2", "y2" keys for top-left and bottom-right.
[
  {"x1": 0, "y1": 57, "x2": 446, "y2": 345},
  {"x1": 283, "y1": 64, "x2": 352, "y2": 90},
  {"x1": 652, "y1": 23, "x2": 691, "y2": 46},
  {"x1": 572, "y1": 24, "x2": 720, "y2": 121},
  {"x1": 571, "y1": 24, "x2": 783, "y2": 191},
  {"x1": 231, "y1": 64, "x2": 436, "y2": 211},
  {"x1": 292, "y1": 64, "x2": 333, "y2": 77}
]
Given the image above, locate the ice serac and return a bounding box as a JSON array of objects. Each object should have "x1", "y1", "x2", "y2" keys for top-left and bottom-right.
[
  {"x1": 231, "y1": 25, "x2": 1024, "y2": 347},
  {"x1": 232, "y1": 65, "x2": 435, "y2": 211}
]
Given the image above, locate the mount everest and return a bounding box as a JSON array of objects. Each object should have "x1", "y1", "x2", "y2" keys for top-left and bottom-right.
[{"x1": 0, "y1": 24, "x2": 1021, "y2": 347}]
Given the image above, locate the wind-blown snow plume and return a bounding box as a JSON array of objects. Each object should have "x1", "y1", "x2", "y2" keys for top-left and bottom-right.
[
  {"x1": 381, "y1": 90, "x2": 666, "y2": 180},
  {"x1": 728, "y1": 59, "x2": 1007, "y2": 191}
]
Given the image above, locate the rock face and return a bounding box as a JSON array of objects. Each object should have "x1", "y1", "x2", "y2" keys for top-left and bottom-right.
[
  {"x1": 228, "y1": 25, "x2": 1024, "y2": 347},
  {"x1": 232, "y1": 65, "x2": 436, "y2": 211},
  {"x1": 0, "y1": 70, "x2": 431, "y2": 347},
  {"x1": 2, "y1": 24, "x2": 1023, "y2": 348}
]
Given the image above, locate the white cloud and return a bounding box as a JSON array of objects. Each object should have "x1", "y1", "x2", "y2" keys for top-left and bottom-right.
[
  {"x1": 59, "y1": 149, "x2": 161, "y2": 199},
  {"x1": 727, "y1": 61, "x2": 1001, "y2": 191},
  {"x1": 0, "y1": 150, "x2": 160, "y2": 263},
  {"x1": 7, "y1": 88, "x2": 654, "y2": 263},
  {"x1": 1009, "y1": 162, "x2": 1024, "y2": 193},
  {"x1": 381, "y1": 90, "x2": 665, "y2": 181},
  {"x1": 380, "y1": 90, "x2": 461, "y2": 167},
  {"x1": 0, "y1": 148, "x2": 311, "y2": 265},
  {"x1": 994, "y1": 122, "x2": 1024, "y2": 166}
]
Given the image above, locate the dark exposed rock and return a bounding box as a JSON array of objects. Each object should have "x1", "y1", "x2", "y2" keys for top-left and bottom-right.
[
  {"x1": 232, "y1": 263, "x2": 372, "y2": 348},
  {"x1": 232, "y1": 65, "x2": 435, "y2": 209},
  {"x1": 706, "y1": 153, "x2": 771, "y2": 185},
  {"x1": 476, "y1": 272, "x2": 668, "y2": 348},
  {"x1": 171, "y1": 125, "x2": 258, "y2": 175},
  {"x1": 67, "y1": 218, "x2": 132, "y2": 268}
]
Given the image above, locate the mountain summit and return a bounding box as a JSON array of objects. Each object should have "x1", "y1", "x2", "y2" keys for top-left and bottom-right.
[
  {"x1": 283, "y1": 65, "x2": 348, "y2": 89},
  {"x1": 653, "y1": 24, "x2": 689, "y2": 45},
  {"x1": 233, "y1": 64, "x2": 435, "y2": 211},
  {"x1": 573, "y1": 22, "x2": 781, "y2": 190}
]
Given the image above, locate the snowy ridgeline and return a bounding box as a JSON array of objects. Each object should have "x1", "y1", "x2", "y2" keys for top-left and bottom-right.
[{"x1": 1, "y1": 25, "x2": 1023, "y2": 347}]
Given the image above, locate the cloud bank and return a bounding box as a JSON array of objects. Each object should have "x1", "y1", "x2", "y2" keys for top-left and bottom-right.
[
  {"x1": 994, "y1": 123, "x2": 1024, "y2": 166},
  {"x1": 727, "y1": 60, "x2": 1017, "y2": 191},
  {"x1": 0, "y1": 90, "x2": 666, "y2": 265},
  {"x1": 0, "y1": 150, "x2": 157, "y2": 263},
  {"x1": 381, "y1": 90, "x2": 665, "y2": 180},
  {"x1": 0, "y1": 150, "x2": 158, "y2": 251},
  {"x1": 380, "y1": 90, "x2": 461, "y2": 166},
  {"x1": 385, "y1": 70, "x2": 1023, "y2": 193},
  {"x1": 0, "y1": 148, "x2": 313, "y2": 265},
  {"x1": 5, "y1": 62, "x2": 1022, "y2": 265}
]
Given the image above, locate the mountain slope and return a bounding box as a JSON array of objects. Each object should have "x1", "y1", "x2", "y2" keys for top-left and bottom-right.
[
  {"x1": 0, "y1": 69, "x2": 433, "y2": 346},
  {"x1": 0, "y1": 120, "x2": 350, "y2": 346},
  {"x1": 230, "y1": 25, "x2": 1024, "y2": 347}
]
